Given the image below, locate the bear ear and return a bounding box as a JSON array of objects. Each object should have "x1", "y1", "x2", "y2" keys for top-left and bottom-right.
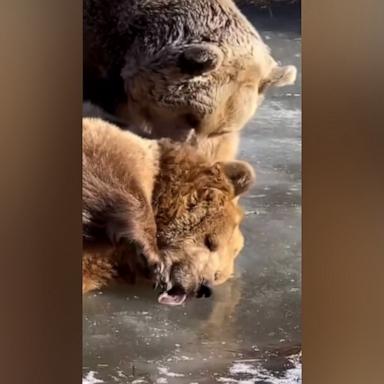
[
  {"x1": 267, "y1": 65, "x2": 297, "y2": 88},
  {"x1": 178, "y1": 43, "x2": 223, "y2": 76},
  {"x1": 218, "y1": 161, "x2": 256, "y2": 196}
]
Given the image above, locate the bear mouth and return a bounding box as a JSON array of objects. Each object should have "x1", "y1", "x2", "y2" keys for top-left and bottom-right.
[
  {"x1": 158, "y1": 285, "x2": 187, "y2": 306},
  {"x1": 157, "y1": 283, "x2": 212, "y2": 306}
]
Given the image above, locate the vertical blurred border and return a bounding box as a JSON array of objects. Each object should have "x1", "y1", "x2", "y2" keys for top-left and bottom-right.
[
  {"x1": 302, "y1": 0, "x2": 384, "y2": 383},
  {"x1": 0, "y1": 1, "x2": 82, "y2": 383},
  {"x1": 0, "y1": 1, "x2": 383, "y2": 383}
]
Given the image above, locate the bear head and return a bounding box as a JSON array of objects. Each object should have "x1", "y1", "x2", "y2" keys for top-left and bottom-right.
[
  {"x1": 118, "y1": 0, "x2": 296, "y2": 141},
  {"x1": 153, "y1": 140, "x2": 255, "y2": 305}
]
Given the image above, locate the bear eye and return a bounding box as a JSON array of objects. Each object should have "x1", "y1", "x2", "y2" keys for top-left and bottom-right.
[{"x1": 204, "y1": 235, "x2": 218, "y2": 252}]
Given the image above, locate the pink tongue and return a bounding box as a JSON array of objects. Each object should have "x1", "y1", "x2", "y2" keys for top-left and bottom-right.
[{"x1": 158, "y1": 292, "x2": 187, "y2": 306}]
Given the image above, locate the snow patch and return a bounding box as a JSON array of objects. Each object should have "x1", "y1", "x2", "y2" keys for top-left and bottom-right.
[
  {"x1": 158, "y1": 367, "x2": 185, "y2": 377},
  {"x1": 218, "y1": 354, "x2": 301, "y2": 384},
  {"x1": 83, "y1": 371, "x2": 104, "y2": 384}
]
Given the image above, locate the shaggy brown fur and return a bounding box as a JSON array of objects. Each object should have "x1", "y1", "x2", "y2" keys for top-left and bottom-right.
[
  {"x1": 83, "y1": 118, "x2": 163, "y2": 291},
  {"x1": 84, "y1": 0, "x2": 296, "y2": 161},
  {"x1": 83, "y1": 118, "x2": 255, "y2": 304}
]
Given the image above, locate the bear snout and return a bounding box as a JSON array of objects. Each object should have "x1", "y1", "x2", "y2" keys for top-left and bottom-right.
[{"x1": 196, "y1": 283, "x2": 212, "y2": 299}]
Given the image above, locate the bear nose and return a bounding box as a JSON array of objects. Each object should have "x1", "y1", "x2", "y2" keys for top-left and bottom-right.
[{"x1": 196, "y1": 283, "x2": 212, "y2": 298}]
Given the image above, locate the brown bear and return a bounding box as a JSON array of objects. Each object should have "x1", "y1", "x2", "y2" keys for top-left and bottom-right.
[
  {"x1": 84, "y1": 0, "x2": 297, "y2": 161},
  {"x1": 82, "y1": 117, "x2": 255, "y2": 305}
]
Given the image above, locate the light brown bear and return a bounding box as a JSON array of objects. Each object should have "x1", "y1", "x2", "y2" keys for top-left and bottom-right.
[
  {"x1": 84, "y1": 0, "x2": 296, "y2": 161},
  {"x1": 83, "y1": 118, "x2": 255, "y2": 305}
]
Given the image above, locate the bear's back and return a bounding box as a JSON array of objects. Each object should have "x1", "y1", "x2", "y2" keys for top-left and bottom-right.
[{"x1": 83, "y1": 118, "x2": 160, "y2": 203}]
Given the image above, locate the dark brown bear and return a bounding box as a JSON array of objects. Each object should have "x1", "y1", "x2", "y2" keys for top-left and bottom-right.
[{"x1": 84, "y1": 0, "x2": 296, "y2": 161}]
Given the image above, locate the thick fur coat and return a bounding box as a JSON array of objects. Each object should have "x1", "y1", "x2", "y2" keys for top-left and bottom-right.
[
  {"x1": 82, "y1": 118, "x2": 255, "y2": 304},
  {"x1": 84, "y1": 0, "x2": 296, "y2": 161}
]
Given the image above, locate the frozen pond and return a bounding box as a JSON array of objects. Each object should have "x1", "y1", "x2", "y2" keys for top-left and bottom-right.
[{"x1": 83, "y1": 5, "x2": 301, "y2": 383}]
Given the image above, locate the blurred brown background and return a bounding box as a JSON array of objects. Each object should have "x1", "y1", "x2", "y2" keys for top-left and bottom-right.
[{"x1": 0, "y1": 1, "x2": 383, "y2": 383}]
